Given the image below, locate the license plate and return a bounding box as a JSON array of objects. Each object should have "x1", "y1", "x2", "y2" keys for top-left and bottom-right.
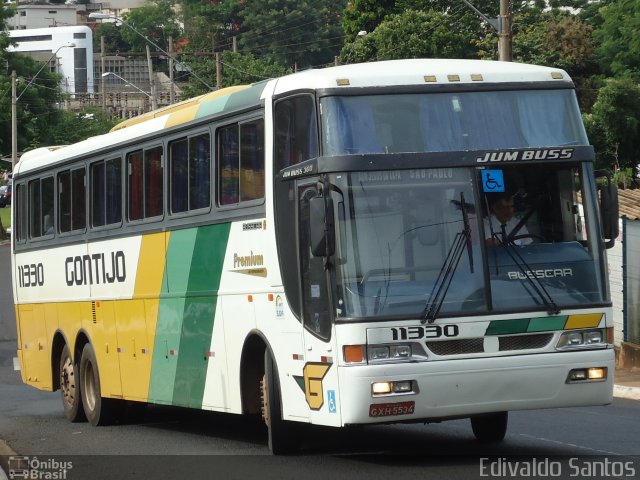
[{"x1": 369, "y1": 401, "x2": 415, "y2": 417}]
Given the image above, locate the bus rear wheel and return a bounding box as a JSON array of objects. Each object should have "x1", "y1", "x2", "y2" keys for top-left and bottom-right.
[
  {"x1": 261, "y1": 351, "x2": 296, "y2": 454},
  {"x1": 79, "y1": 343, "x2": 121, "y2": 426},
  {"x1": 471, "y1": 411, "x2": 508, "y2": 443},
  {"x1": 60, "y1": 345, "x2": 85, "y2": 422}
]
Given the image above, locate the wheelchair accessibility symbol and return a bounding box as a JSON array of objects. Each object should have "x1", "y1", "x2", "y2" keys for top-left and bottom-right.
[
  {"x1": 328, "y1": 390, "x2": 337, "y2": 413},
  {"x1": 481, "y1": 170, "x2": 505, "y2": 192}
]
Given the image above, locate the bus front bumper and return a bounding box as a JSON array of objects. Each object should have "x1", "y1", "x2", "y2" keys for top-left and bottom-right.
[{"x1": 337, "y1": 349, "x2": 614, "y2": 426}]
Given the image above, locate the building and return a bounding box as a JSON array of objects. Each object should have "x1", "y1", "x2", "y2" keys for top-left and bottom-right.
[
  {"x1": 611, "y1": 188, "x2": 640, "y2": 368},
  {"x1": 8, "y1": 26, "x2": 95, "y2": 98},
  {"x1": 6, "y1": 1, "x2": 79, "y2": 30}
]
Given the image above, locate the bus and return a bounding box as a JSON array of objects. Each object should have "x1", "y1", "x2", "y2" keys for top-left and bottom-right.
[{"x1": 12, "y1": 59, "x2": 619, "y2": 454}]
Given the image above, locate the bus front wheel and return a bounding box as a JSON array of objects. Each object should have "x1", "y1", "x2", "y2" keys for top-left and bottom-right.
[
  {"x1": 60, "y1": 345, "x2": 86, "y2": 423},
  {"x1": 471, "y1": 411, "x2": 508, "y2": 442},
  {"x1": 261, "y1": 351, "x2": 296, "y2": 454},
  {"x1": 79, "y1": 343, "x2": 120, "y2": 426}
]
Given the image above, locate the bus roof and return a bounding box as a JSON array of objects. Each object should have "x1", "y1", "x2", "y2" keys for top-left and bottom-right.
[
  {"x1": 273, "y1": 58, "x2": 571, "y2": 94},
  {"x1": 15, "y1": 59, "x2": 571, "y2": 175}
]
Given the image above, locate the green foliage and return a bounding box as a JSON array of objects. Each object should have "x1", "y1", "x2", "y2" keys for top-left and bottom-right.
[
  {"x1": 583, "y1": 77, "x2": 640, "y2": 170},
  {"x1": 594, "y1": 0, "x2": 640, "y2": 80},
  {"x1": 342, "y1": 0, "x2": 398, "y2": 41},
  {"x1": 340, "y1": 9, "x2": 478, "y2": 63},
  {"x1": 92, "y1": 22, "x2": 130, "y2": 54},
  {"x1": 179, "y1": 51, "x2": 291, "y2": 99},
  {"x1": 220, "y1": 51, "x2": 291, "y2": 87},
  {"x1": 234, "y1": 0, "x2": 346, "y2": 68},
  {"x1": 0, "y1": 54, "x2": 64, "y2": 154},
  {"x1": 48, "y1": 108, "x2": 117, "y2": 146},
  {"x1": 122, "y1": 0, "x2": 182, "y2": 54}
]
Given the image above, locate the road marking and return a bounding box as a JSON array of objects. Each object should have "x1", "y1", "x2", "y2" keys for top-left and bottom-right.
[
  {"x1": 518, "y1": 433, "x2": 623, "y2": 455},
  {"x1": 13, "y1": 357, "x2": 20, "y2": 371}
]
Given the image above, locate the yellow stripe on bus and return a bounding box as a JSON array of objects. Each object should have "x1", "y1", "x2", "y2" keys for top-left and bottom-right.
[
  {"x1": 134, "y1": 232, "x2": 169, "y2": 298},
  {"x1": 565, "y1": 313, "x2": 603, "y2": 329}
]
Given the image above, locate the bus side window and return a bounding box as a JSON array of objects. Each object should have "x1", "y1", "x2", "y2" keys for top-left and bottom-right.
[
  {"x1": 274, "y1": 96, "x2": 318, "y2": 172},
  {"x1": 28, "y1": 177, "x2": 54, "y2": 239},
  {"x1": 58, "y1": 167, "x2": 86, "y2": 233},
  {"x1": 218, "y1": 119, "x2": 264, "y2": 206}
]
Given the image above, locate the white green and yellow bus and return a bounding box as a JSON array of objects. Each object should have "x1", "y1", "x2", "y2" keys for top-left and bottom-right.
[{"x1": 12, "y1": 59, "x2": 619, "y2": 454}]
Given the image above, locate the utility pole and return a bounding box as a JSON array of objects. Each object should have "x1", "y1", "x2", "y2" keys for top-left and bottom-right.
[
  {"x1": 146, "y1": 45, "x2": 158, "y2": 110},
  {"x1": 498, "y1": 0, "x2": 512, "y2": 62},
  {"x1": 101, "y1": 36, "x2": 106, "y2": 110},
  {"x1": 216, "y1": 52, "x2": 222, "y2": 90},
  {"x1": 169, "y1": 36, "x2": 175, "y2": 105},
  {"x1": 232, "y1": 36, "x2": 238, "y2": 53},
  {"x1": 460, "y1": 0, "x2": 511, "y2": 61},
  {"x1": 11, "y1": 70, "x2": 17, "y2": 170}
]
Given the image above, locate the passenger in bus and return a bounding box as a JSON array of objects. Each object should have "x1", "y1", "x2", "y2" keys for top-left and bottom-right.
[
  {"x1": 43, "y1": 212, "x2": 54, "y2": 235},
  {"x1": 484, "y1": 193, "x2": 532, "y2": 246}
]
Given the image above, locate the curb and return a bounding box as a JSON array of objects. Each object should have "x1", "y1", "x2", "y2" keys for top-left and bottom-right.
[{"x1": 613, "y1": 384, "x2": 640, "y2": 401}]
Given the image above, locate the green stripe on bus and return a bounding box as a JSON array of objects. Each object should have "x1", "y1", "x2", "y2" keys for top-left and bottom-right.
[
  {"x1": 196, "y1": 96, "x2": 233, "y2": 119},
  {"x1": 172, "y1": 223, "x2": 231, "y2": 408},
  {"x1": 223, "y1": 82, "x2": 267, "y2": 112},
  {"x1": 527, "y1": 316, "x2": 568, "y2": 332},
  {"x1": 148, "y1": 229, "x2": 198, "y2": 404},
  {"x1": 485, "y1": 318, "x2": 530, "y2": 335}
]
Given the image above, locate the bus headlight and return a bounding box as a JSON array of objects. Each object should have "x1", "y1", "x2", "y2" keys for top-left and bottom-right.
[
  {"x1": 368, "y1": 346, "x2": 390, "y2": 361},
  {"x1": 367, "y1": 344, "x2": 415, "y2": 363},
  {"x1": 556, "y1": 329, "x2": 608, "y2": 350},
  {"x1": 566, "y1": 367, "x2": 607, "y2": 383},
  {"x1": 371, "y1": 380, "x2": 416, "y2": 396}
]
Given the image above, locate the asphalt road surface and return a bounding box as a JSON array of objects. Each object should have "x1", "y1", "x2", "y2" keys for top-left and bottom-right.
[{"x1": 1, "y1": 243, "x2": 639, "y2": 480}]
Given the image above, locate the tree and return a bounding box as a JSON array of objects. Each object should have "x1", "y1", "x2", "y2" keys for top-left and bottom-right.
[
  {"x1": 49, "y1": 108, "x2": 117, "y2": 145},
  {"x1": 234, "y1": 0, "x2": 346, "y2": 68},
  {"x1": 122, "y1": 0, "x2": 182, "y2": 55},
  {"x1": 340, "y1": 9, "x2": 478, "y2": 63},
  {"x1": 179, "y1": 50, "x2": 291, "y2": 99},
  {"x1": 583, "y1": 77, "x2": 640, "y2": 171},
  {"x1": 92, "y1": 22, "x2": 131, "y2": 55},
  {"x1": 342, "y1": 0, "x2": 397, "y2": 41},
  {"x1": 594, "y1": 0, "x2": 640, "y2": 80}
]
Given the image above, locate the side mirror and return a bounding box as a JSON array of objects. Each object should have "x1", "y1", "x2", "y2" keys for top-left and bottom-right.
[
  {"x1": 595, "y1": 170, "x2": 619, "y2": 249},
  {"x1": 309, "y1": 196, "x2": 335, "y2": 257}
]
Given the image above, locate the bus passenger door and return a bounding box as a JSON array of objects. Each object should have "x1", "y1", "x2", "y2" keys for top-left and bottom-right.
[{"x1": 298, "y1": 182, "x2": 341, "y2": 427}]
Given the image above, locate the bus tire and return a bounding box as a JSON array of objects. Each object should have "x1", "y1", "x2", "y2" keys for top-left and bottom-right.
[
  {"x1": 471, "y1": 411, "x2": 508, "y2": 443},
  {"x1": 59, "y1": 344, "x2": 86, "y2": 423},
  {"x1": 79, "y1": 343, "x2": 119, "y2": 426},
  {"x1": 261, "y1": 351, "x2": 296, "y2": 455}
]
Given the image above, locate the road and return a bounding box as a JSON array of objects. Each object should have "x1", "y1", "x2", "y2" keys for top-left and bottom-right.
[{"x1": 1, "y1": 243, "x2": 639, "y2": 480}]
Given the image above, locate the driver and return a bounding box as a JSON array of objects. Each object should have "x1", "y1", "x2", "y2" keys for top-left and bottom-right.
[{"x1": 484, "y1": 193, "x2": 532, "y2": 246}]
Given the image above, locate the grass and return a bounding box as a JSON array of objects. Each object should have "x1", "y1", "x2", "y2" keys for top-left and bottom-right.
[{"x1": 0, "y1": 206, "x2": 11, "y2": 230}]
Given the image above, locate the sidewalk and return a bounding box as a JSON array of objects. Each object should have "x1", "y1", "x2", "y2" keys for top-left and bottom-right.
[{"x1": 614, "y1": 367, "x2": 640, "y2": 400}]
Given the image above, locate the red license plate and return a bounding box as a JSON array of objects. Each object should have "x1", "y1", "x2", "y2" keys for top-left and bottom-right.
[{"x1": 369, "y1": 401, "x2": 415, "y2": 417}]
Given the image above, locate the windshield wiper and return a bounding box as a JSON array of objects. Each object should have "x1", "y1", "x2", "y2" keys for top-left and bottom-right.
[
  {"x1": 422, "y1": 192, "x2": 473, "y2": 324},
  {"x1": 495, "y1": 241, "x2": 560, "y2": 315}
]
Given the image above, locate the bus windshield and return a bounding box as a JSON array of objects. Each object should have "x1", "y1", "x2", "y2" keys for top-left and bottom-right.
[
  {"x1": 320, "y1": 89, "x2": 588, "y2": 155},
  {"x1": 329, "y1": 164, "x2": 606, "y2": 320}
]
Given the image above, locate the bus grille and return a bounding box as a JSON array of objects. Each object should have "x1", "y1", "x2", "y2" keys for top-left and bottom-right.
[
  {"x1": 499, "y1": 333, "x2": 553, "y2": 351},
  {"x1": 425, "y1": 339, "x2": 484, "y2": 356},
  {"x1": 425, "y1": 333, "x2": 554, "y2": 356}
]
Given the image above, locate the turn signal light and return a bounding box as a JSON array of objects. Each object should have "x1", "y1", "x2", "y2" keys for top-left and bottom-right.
[{"x1": 344, "y1": 345, "x2": 365, "y2": 364}]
